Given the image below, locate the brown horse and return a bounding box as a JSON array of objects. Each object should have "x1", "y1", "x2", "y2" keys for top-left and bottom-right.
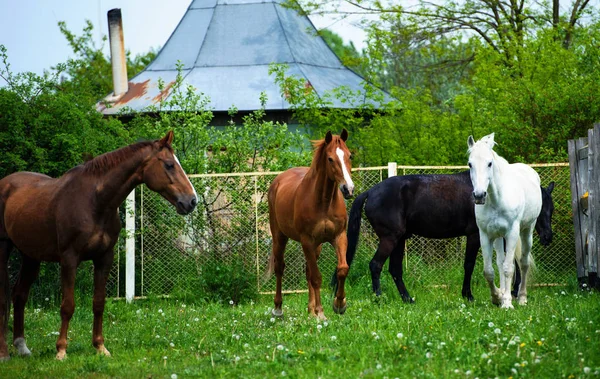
[
  {"x1": 267, "y1": 129, "x2": 354, "y2": 320},
  {"x1": 0, "y1": 131, "x2": 197, "y2": 361}
]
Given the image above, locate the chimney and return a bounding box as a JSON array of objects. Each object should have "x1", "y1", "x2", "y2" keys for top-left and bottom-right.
[{"x1": 107, "y1": 8, "x2": 128, "y2": 101}]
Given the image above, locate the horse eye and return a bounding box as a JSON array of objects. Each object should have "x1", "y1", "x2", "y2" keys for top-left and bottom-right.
[
  {"x1": 488, "y1": 162, "x2": 493, "y2": 168},
  {"x1": 328, "y1": 157, "x2": 334, "y2": 163},
  {"x1": 164, "y1": 161, "x2": 175, "y2": 170},
  {"x1": 468, "y1": 162, "x2": 472, "y2": 168}
]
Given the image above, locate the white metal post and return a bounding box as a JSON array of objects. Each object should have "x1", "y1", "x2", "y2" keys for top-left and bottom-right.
[
  {"x1": 388, "y1": 162, "x2": 397, "y2": 177},
  {"x1": 125, "y1": 190, "x2": 135, "y2": 303}
]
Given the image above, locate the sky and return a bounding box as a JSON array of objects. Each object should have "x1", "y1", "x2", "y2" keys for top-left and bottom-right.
[{"x1": 0, "y1": 0, "x2": 367, "y2": 77}]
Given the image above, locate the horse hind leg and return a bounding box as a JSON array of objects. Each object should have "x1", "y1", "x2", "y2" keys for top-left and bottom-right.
[
  {"x1": 12, "y1": 255, "x2": 41, "y2": 357},
  {"x1": 388, "y1": 238, "x2": 414, "y2": 303},
  {"x1": 0, "y1": 240, "x2": 12, "y2": 361},
  {"x1": 270, "y1": 232, "x2": 288, "y2": 317},
  {"x1": 92, "y1": 250, "x2": 115, "y2": 357},
  {"x1": 517, "y1": 230, "x2": 534, "y2": 306},
  {"x1": 369, "y1": 236, "x2": 396, "y2": 296}
]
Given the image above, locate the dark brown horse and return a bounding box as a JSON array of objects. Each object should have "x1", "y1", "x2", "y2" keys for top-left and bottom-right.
[
  {"x1": 0, "y1": 131, "x2": 197, "y2": 361},
  {"x1": 267, "y1": 129, "x2": 354, "y2": 320}
]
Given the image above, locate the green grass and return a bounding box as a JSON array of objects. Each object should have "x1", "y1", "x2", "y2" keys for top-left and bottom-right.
[{"x1": 2, "y1": 279, "x2": 600, "y2": 378}]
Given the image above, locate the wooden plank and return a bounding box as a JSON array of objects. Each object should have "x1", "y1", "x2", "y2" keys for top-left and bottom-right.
[
  {"x1": 589, "y1": 128, "x2": 598, "y2": 276},
  {"x1": 568, "y1": 138, "x2": 586, "y2": 279},
  {"x1": 592, "y1": 124, "x2": 600, "y2": 289},
  {"x1": 577, "y1": 137, "x2": 590, "y2": 280}
]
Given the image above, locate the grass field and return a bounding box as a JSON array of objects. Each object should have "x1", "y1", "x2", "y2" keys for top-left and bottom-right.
[{"x1": 1, "y1": 277, "x2": 599, "y2": 378}]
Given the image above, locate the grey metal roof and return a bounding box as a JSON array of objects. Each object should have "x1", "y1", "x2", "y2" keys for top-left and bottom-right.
[{"x1": 98, "y1": 0, "x2": 390, "y2": 115}]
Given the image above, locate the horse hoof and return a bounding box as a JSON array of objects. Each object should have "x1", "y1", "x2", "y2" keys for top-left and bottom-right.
[
  {"x1": 500, "y1": 302, "x2": 514, "y2": 310},
  {"x1": 316, "y1": 313, "x2": 327, "y2": 321},
  {"x1": 56, "y1": 350, "x2": 67, "y2": 361},
  {"x1": 13, "y1": 337, "x2": 31, "y2": 357},
  {"x1": 333, "y1": 297, "x2": 347, "y2": 314},
  {"x1": 518, "y1": 297, "x2": 528, "y2": 306},
  {"x1": 272, "y1": 308, "x2": 283, "y2": 317},
  {"x1": 97, "y1": 345, "x2": 111, "y2": 357},
  {"x1": 333, "y1": 303, "x2": 347, "y2": 315},
  {"x1": 402, "y1": 296, "x2": 415, "y2": 304}
]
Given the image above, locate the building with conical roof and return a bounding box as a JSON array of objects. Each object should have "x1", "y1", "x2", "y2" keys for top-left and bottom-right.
[{"x1": 98, "y1": 0, "x2": 388, "y2": 120}]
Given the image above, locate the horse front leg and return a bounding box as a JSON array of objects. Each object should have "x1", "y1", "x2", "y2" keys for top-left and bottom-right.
[
  {"x1": 0, "y1": 240, "x2": 11, "y2": 361},
  {"x1": 56, "y1": 257, "x2": 78, "y2": 360},
  {"x1": 301, "y1": 240, "x2": 325, "y2": 320},
  {"x1": 480, "y1": 233, "x2": 501, "y2": 306},
  {"x1": 332, "y1": 233, "x2": 348, "y2": 314},
  {"x1": 92, "y1": 250, "x2": 114, "y2": 357},
  {"x1": 461, "y1": 234, "x2": 480, "y2": 302},
  {"x1": 12, "y1": 255, "x2": 40, "y2": 357},
  {"x1": 305, "y1": 244, "x2": 322, "y2": 317},
  {"x1": 517, "y1": 228, "x2": 534, "y2": 306},
  {"x1": 493, "y1": 238, "x2": 506, "y2": 298},
  {"x1": 500, "y1": 230, "x2": 520, "y2": 309}
]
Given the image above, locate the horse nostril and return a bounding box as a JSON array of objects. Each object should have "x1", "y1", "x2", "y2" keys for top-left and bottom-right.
[{"x1": 191, "y1": 197, "x2": 197, "y2": 207}]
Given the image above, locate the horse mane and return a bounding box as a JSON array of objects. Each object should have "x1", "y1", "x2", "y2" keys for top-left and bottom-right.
[
  {"x1": 310, "y1": 136, "x2": 343, "y2": 168},
  {"x1": 82, "y1": 140, "x2": 156, "y2": 175},
  {"x1": 310, "y1": 136, "x2": 332, "y2": 168}
]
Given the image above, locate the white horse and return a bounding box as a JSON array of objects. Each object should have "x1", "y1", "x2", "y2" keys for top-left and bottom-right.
[{"x1": 467, "y1": 133, "x2": 542, "y2": 309}]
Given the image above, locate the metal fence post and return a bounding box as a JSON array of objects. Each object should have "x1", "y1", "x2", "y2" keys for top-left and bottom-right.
[
  {"x1": 125, "y1": 189, "x2": 135, "y2": 303},
  {"x1": 388, "y1": 162, "x2": 397, "y2": 177}
]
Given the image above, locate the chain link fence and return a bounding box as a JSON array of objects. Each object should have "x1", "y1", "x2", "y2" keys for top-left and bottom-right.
[{"x1": 124, "y1": 163, "x2": 573, "y2": 298}]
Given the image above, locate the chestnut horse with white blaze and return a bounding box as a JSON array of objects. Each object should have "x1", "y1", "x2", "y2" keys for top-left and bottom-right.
[
  {"x1": 0, "y1": 131, "x2": 197, "y2": 361},
  {"x1": 267, "y1": 129, "x2": 354, "y2": 320}
]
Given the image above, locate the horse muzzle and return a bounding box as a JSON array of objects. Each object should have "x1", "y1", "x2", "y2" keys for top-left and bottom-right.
[
  {"x1": 472, "y1": 191, "x2": 487, "y2": 205},
  {"x1": 176, "y1": 195, "x2": 198, "y2": 215},
  {"x1": 340, "y1": 184, "x2": 354, "y2": 199},
  {"x1": 540, "y1": 233, "x2": 553, "y2": 246}
]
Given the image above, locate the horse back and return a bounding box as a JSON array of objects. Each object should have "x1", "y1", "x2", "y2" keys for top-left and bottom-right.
[
  {"x1": 365, "y1": 171, "x2": 478, "y2": 239},
  {"x1": 509, "y1": 163, "x2": 542, "y2": 223},
  {"x1": 0, "y1": 170, "x2": 118, "y2": 262}
]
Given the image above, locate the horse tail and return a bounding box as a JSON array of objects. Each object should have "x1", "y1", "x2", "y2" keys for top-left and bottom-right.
[
  {"x1": 264, "y1": 252, "x2": 275, "y2": 283},
  {"x1": 331, "y1": 190, "x2": 369, "y2": 288},
  {"x1": 514, "y1": 238, "x2": 537, "y2": 276}
]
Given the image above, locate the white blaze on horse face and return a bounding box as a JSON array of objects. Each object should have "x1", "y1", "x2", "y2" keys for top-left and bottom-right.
[
  {"x1": 336, "y1": 147, "x2": 354, "y2": 192},
  {"x1": 174, "y1": 154, "x2": 198, "y2": 198}
]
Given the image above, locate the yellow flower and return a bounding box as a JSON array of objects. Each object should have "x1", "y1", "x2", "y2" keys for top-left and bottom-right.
[
  {"x1": 297, "y1": 350, "x2": 304, "y2": 355},
  {"x1": 537, "y1": 341, "x2": 543, "y2": 346},
  {"x1": 520, "y1": 343, "x2": 526, "y2": 348}
]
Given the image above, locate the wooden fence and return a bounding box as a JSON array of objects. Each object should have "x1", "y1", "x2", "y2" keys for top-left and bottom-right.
[{"x1": 568, "y1": 123, "x2": 600, "y2": 290}]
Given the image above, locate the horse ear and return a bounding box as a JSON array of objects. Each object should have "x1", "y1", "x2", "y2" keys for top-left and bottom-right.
[
  {"x1": 467, "y1": 135, "x2": 475, "y2": 148},
  {"x1": 325, "y1": 131, "x2": 333, "y2": 144},
  {"x1": 482, "y1": 133, "x2": 495, "y2": 148},
  {"x1": 160, "y1": 130, "x2": 174, "y2": 147},
  {"x1": 340, "y1": 128, "x2": 348, "y2": 142},
  {"x1": 547, "y1": 181, "x2": 555, "y2": 193}
]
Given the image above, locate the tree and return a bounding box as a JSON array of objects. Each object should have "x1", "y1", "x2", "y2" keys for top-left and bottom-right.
[{"x1": 290, "y1": 0, "x2": 595, "y2": 66}]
